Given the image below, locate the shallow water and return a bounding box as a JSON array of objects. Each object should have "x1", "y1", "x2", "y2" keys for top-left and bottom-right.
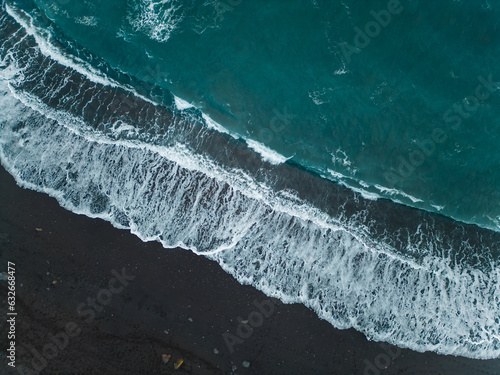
[{"x1": 0, "y1": 0, "x2": 499, "y2": 358}]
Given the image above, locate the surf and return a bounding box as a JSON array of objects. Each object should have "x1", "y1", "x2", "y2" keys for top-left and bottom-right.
[{"x1": 0, "y1": 2, "x2": 499, "y2": 360}]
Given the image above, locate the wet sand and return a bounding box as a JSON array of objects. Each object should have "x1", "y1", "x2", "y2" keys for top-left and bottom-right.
[{"x1": 0, "y1": 165, "x2": 499, "y2": 375}]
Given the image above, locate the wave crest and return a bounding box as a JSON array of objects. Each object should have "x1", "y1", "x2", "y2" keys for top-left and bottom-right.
[
  {"x1": 128, "y1": 0, "x2": 185, "y2": 43},
  {"x1": 1, "y1": 3, "x2": 499, "y2": 359}
]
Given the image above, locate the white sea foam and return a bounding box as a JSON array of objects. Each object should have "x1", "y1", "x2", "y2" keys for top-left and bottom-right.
[
  {"x1": 326, "y1": 169, "x2": 379, "y2": 200},
  {"x1": 246, "y1": 139, "x2": 291, "y2": 165},
  {"x1": 6, "y1": 2, "x2": 423, "y2": 214},
  {"x1": 343, "y1": 185, "x2": 380, "y2": 201},
  {"x1": 330, "y1": 148, "x2": 352, "y2": 168},
  {"x1": 9, "y1": 0, "x2": 500, "y2": 236},
  {"x1": 110, "y1": 121, "x2": 139, "y2": 137},
  {"x1": 201, "y1": 113, "x2": 238, "y2": 139},
  {"x1": 309, "y1": 87, "x2": 336, "y2": 106},
  {"x1": 6, "y1": 4, "x2": 117, "y2": 88},
  {"x1": 334, "y1": 66, "x2": 348, "y2": 75},
  {"x1": 373, "y1": 184, "x2": 424, "y2": 203},
  {"x1": 1, "y1": 78, "x2": 499, "y2": 359},
  {"x1": 1, "y1": 11, "x2": 500, "y2": 359},
  {"x1": 6, "y1": 4, "x2": 158, "y2": 106},
  {"x1": 326, "y1": 165, "x2": 429, "y2": 207},
  {"x1": 128, "y1": 0, "x2": 184, "y2": 43},
  {"x1": 75, "y1": 16, "x2": 98, "y2": 27},
  {"x1": 188, "y1": 101, "x2": 292, "y2": 164},
  {"x1": 173, "y1": 94, "x2": 194, "y2": 110}
]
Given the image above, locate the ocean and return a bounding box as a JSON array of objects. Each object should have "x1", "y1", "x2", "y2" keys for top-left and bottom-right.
[{"x1": 0, "y1": 0, "x2": 499, "y2": 359}]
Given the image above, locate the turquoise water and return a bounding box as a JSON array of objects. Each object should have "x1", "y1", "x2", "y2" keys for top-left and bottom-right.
[
  {"x1": 23, "y1": 0, "x2": 500, "y2": 230},
  {"x1": 1, "y1": 0, "x2": 500, "y2": 359}
]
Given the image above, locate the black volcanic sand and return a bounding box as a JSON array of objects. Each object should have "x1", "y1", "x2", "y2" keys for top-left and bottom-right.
[{"x1": 0, "y1": 165, "x2": 499, "y2": 375}]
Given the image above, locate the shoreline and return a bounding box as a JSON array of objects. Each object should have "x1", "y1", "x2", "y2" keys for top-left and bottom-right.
[
  {"x1": 1, "y1": 165, "x2": 500, "y2": 374},
  {"x1": 1, "y1": 4, "x2": 499, "y2": 360}
]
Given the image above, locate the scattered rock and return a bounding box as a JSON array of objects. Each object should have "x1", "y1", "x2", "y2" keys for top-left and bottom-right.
[
  {"x1": 188, "y1": 317, "x2": 193, "y2": 322},
  {"x1": 213, "y1": 348, "x2": 219, "y2": 354},
  {"x1": 174, "y1": 358, "x2": 184, "y2": 370},
  {"x1": 241, "y1": 320, "x2": 249, "y2": 324},
  {"x1": 161, "y1": 354, "x2": 171, "y2": 364},
  {"x1": 52, "y1": 280, "x2": 57, "y2": 285},
  {"x1": 35, "y1": 228, "x2": 43, "y2": 232},
  {"x1": 232, "y1": 365, "x2": 237, "y2": 372},
  {"x1": 242, "y1": 361, "x2": 250, "y2": 368}
]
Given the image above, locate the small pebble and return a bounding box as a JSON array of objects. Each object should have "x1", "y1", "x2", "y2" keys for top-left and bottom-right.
[
  {"x1": 213, "y1": 348, "x2": 219, "y2": 354},
  {"x1": 242, "y1": 360, "x2": 250, "y2": 368}
]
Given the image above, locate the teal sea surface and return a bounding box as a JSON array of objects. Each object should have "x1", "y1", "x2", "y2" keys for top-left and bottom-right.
[
  {"x1": 23, "y1": 0, "x2": 500, "y2": 230},
  {"x1": 0, "y1": 0, "x2": 499, "y2": 359}
]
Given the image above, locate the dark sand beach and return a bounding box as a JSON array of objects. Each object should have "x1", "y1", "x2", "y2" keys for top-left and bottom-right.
[{"x1": 1, "y1": 165, "x2": 499, "y2": 375}]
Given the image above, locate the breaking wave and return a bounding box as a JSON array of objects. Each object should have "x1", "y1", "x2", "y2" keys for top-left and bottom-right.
[
  {"x1": 128, "y1": 0, "x2": 185, "y2": 43},
  {"x1": 1, "y1": 3, "x2": 499, "y2": 360}
]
